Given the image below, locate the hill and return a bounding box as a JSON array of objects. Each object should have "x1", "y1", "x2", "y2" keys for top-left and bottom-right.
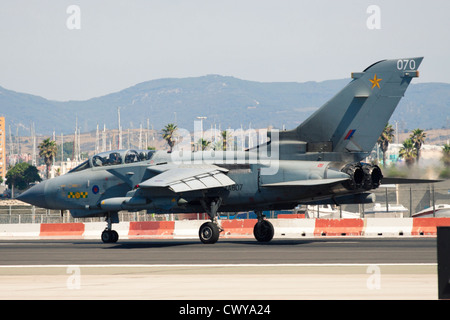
[{"x1": 1, "y1": 75, "x2": 449, "y2": 135}]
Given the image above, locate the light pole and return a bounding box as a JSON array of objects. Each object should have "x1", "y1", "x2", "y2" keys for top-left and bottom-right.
[{"x1": 197, "y1": 116, "x2": 207, "y2": 139}]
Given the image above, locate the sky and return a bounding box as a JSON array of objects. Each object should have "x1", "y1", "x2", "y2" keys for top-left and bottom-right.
[{"x1": 0, "y1": 0, "x2": 449, "y2": 101}]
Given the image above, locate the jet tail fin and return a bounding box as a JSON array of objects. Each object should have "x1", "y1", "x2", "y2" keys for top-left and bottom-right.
[{"x1": 285, "y1": 57, "x2": 423, "y2": 155}]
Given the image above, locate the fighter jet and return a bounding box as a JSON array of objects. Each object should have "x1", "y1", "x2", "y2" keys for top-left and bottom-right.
[{"x1": 18, "y1": 57, "x2": 424, "y2": 244}]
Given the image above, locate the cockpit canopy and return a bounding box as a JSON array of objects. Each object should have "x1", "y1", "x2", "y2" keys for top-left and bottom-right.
[{"x1": 69, "y1": 149, "x2": 155, "y2": 173}]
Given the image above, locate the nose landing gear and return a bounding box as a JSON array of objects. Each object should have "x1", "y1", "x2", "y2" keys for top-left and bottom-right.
[
  {"x1": 101, "y1": 229, "x2": 119, "y2": 243},
  {"x1": 101, "y1": 212, "x2": 119, "y2": 243}
]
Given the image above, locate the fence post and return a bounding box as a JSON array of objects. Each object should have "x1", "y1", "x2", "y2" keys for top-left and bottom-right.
[{"x1": 409, "y1": 186, "x2": 412, "y2": 217}]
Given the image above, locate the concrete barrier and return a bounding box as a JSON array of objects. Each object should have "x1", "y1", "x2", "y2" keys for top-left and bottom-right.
[
  {"x1": 364, "y1": 218, "x2": 413, "y2": 237},
  {"x1": 40, "y1": 223, "x2": 84, "y2": 238},
  {"x1": 1, "y1": 217, "x2": 450, "y2": 240},
  {"x1": 278, "y1": 214, "x2": 305, "y2": 219},
  {"x1": 128, "y1": 221, "x2": 175, "y2": 238},
  {"x1": 0, "y1": 223, "x2": 40, "y2": 238},
  {"x1": 221, "y1": 219, "x2": 256, "y2": 238},
  {"x1": 412, "y1": 218, "x2": 450, "y2": 236},
  {"x1": 272, "y1": 219, "x2": 315, "y2": 238},
  {"x1": 83, "y1": 222, "x2": 131, "y2": 239},
  {"x1": 314, "y1": 219, "x2": 364, "y2": 236},
  {"x1": 173, "y1": 220, "x2": 205, "y2": 238}
]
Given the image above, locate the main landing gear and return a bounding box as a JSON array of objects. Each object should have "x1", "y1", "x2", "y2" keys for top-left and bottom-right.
[
  {"x1": 199, "y1": 221, "x2": 221, "y2": 244},
  {"x1": 199, "y1": 198, "x2": 223, "y2": 244},
  {"x1": 101, "y1": 212, "x2": 119, "y2": 243},
  {"x1": 197, "y1": 199, "x2": 275, "y2": 244},
  {"x1": 253, "y1": 210, "x2": 274, "y2": 242}
]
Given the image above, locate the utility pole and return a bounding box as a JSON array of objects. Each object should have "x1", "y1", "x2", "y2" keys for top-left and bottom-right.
[
  {"x1": 197, "y1": 116, "x2": 207, "y2": 139},
  {"x1": 102, "y1": 124, "x2": 106, "y2": 152},
  {"x1": 117, "y1": 107, "x2": 122, "y2": 150}
]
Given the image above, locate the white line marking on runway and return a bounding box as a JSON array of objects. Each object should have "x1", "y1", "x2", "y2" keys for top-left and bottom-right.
[{"x1": 0, "y1": 263, "x2": 437, "y2": 268}]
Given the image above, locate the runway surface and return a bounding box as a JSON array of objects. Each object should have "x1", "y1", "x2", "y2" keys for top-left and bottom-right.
[
  {"x1": 0, "y1": 238, "x2": 439, "y2": 300},
  {"x1": 0, "y1": 237, "x2": 437, "y2": 265}
]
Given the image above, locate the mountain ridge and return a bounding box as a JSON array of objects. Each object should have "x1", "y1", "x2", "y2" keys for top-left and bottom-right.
[{"x1": 1, "y1": 75, "x2": 449, "y2": 135}]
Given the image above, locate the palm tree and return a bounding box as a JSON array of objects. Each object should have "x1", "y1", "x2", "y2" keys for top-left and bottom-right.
[
  {"x1": 212, "y1": 140, "x2": 223, "y2": 151},
  {"x1": 38, "y1": 138, "x2": 57, "y2": 179},
  {"x1": 410, "y1": 128, "x2": 426, "y2": 163},
  {"x1": 198, "y1": 138, "x2": 211, "y2": 151},
  {"x1": 399, "y1": 138, "x2": 416, "y2": 167},
  {"x1": 161, "y1": 123, "x2": 178, "y2": 152},
  {"x1": 443, "y1": 143, "x2": 450, "y2": 167},
  {"x1": 377, "y1": 123, "x2": 395, "y2": 167},
  {"x1": 220, "y1": 130, "x2": 232, "y2": 151}
]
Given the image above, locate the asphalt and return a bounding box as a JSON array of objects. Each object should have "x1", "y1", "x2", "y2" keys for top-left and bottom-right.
[
  {"x1": 0, "y1": 238, "x2": 439, "y2": 300},
  {"x1": 0, "y1": 237, "x2": 437, "y2": 265}
]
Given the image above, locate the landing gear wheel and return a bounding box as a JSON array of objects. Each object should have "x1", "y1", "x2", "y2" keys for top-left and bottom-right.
[
  {"x1": 253, "y1": 220, "x2": 274, "y2": 242},
  {"x1": 110, "y1": 230, "x2": 119, "y2": 243},
  {"x1": 102, "y1": 212, "x2": 119, "y2": 243},
  {"x1": 198, "y1": 197, "x2": 223, "y2": 244},
  {"x1": 101, "y1": 230, "x2": 119, "y2": 243},
  {"x1": 199, "y1": 222, "x2": 220, "y2": 244}
]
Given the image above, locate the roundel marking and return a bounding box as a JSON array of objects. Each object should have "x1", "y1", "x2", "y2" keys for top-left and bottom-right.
[{"x1": 92, "y1": 185, "x2": 100, "y2": 194}]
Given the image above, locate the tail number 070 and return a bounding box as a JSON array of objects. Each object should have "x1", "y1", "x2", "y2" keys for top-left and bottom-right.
[{"x1": 397, "y1": 59, "x2": 416, "y2": 70}]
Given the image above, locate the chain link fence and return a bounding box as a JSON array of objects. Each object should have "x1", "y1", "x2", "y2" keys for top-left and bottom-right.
[
  {"x1": 342, "y1": 180, "x2": 450, "y2": 217},
  {"x1": 0, "y1": 181, "x2": 449, "y2": 223},
  {"x1": 0, "y1": 206, "x2": 171, "y2": 224}
]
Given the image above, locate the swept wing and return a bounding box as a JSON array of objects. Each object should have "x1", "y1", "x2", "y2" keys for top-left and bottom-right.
[{"x1": 139, "y1": 164, "x2": 236, "y2": 193}]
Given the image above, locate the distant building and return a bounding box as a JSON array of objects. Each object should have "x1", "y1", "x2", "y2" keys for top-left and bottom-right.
[{"x1": 0, "y1": 117, "x2": 5, "y2": 182}]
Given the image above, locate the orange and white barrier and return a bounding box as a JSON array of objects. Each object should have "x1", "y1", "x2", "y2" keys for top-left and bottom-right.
[
  {"x1": 272, "y1": 218, "x2": 316, "y2": 238},
  {"x1": 411, "y1": 218, "x2": 450, "y2": 236},
  {"x1": 0, "y1": 223, "x2": 41, "y2": 238},
  {"x1": 364, "y1": 218, "x2": 413, "y2": 237},
  {"x1": 128, "y1": 221, "x2": 175, "y2": 239},
  {"x1": 1, "y1": 218, "x2": 450, "y2": 240},
  {"x1": 221, "y1": 220, "x2": 255, "y2": 237},
  {"x1": 314, "y1": 219, "x2": 364, "y2": 236},
  {"x1": 40, "y1": 223, "x2": 85, "y2": 238}
]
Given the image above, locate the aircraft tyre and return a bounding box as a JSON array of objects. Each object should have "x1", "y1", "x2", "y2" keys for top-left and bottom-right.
[
  {"x1": 253, "y1": 220, "x2": 274, "y2": 242},
  {"x1": 101, "y1": 230, "x2": 119, "y2": 243},
  {"x1": 199, "y1": 222, "x2": 220, "y2": 244}
]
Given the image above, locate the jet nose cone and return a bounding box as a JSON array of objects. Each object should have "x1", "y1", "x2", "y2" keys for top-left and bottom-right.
[{"x1": 16, "y1": 182, "x2": 48, "y2": 208}]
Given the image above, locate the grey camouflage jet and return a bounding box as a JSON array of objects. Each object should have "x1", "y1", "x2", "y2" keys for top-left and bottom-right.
[{"x1": 18, "y1": 57, "x2": 425, "y2": 244}]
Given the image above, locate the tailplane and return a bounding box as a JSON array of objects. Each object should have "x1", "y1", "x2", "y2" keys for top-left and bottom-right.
[{"x1": 282, "y1": 57, "x2": 423, "y2": 155}]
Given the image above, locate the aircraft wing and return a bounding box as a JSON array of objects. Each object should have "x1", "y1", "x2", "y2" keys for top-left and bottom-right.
[
  {"x1": 261, "y1": 177, "x2": 349, "y2": 187},
  {"x1": 138, "y1": 164, "x2": 236, "y2": 193}
]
